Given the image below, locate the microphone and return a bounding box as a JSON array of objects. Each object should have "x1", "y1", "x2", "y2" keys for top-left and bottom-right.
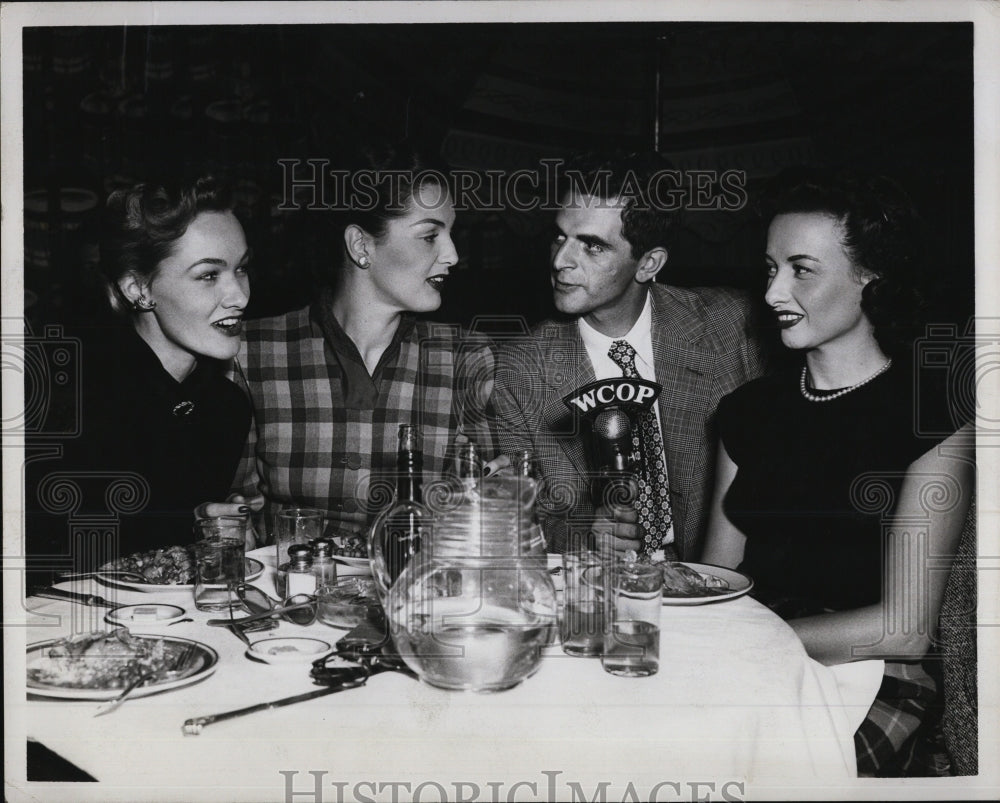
[
  {"x1": 593, "y1": 408, "x2": 633, "y2": 472},
  {"x1": 561, "y1": 377, "x2": 660, "y2": 510},
  {"x1": 591, "y1": 407, "x2": 637, "y2": 509}
]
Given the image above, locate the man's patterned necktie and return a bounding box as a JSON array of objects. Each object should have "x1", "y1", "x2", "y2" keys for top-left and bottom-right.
[{"x1": 607, "y1": 340, "x2": 673, "y2": 556}]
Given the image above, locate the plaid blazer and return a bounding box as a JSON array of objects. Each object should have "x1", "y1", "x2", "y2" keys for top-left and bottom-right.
[
  {"x1": 232, "y1": 305, "x2": 495, "y2": 538},
  {"x1": 490, "y1": 283, "x2": 764, "y2": 557}
]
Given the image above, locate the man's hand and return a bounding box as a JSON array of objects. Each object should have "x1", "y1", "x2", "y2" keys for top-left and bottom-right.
[{"x1": 590, "y1": 503, "x2": 640, "y2": 557}]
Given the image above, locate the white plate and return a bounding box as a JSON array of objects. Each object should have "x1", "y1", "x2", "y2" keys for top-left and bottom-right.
[
  {"x1": 332, "y1": 554, "x2": 369, "y2": 568},
  {"x1": 246, "y1": 637, "x2": 332, "y2": 664},
  {"x1": 96, "y1": 558, "x2": 265, "y2": 592},
  {"x1": 660, "y1": 562, "x2": 753, "y2": 606},
  {"x1": 582, "y1": 562, "x2": 753, "y2": 607},
  {"x1": 106, "y1": 604, "x2": 187, "y2": 627},
  {"x1": 26, "y1": 635, "x2": 218, "y2": 700}
]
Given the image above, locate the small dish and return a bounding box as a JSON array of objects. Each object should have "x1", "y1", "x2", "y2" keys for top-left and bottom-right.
[
  {"x1": 245, "y1": 637, "x2": 332, "y2": 665},
  {"x1": 106, "y1": 604, "x2": 187, "y2": 627}
]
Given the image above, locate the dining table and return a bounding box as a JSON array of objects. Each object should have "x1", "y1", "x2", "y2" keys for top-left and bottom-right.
[{"x1": 11, "y1": 547, "x2": 886, "y2": 803}]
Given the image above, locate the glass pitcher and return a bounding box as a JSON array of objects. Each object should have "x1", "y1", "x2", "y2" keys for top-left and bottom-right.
[{"x1": 384, "y1": 473, "x2": 556, "y2": 692}]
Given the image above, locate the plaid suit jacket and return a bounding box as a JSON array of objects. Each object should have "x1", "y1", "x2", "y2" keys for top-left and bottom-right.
[
  {"x1": 232, "y1": 304, "x2": 495, "y2": 538},
  {"x1": 490, "y1": 283, "x2": 764, "y2": 557}
]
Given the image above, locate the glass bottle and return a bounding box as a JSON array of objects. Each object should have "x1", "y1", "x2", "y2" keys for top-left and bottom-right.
[
  {"x1": 516, "y1": 449, "x2": 539, "y2": 480},
  {"x1": 516, "y1": 449, "x2": 547, "y2": 555},
  {"x1": 369, "y1": 424, "x2": 429, "y2": 600},
  {"x1": 309, "y1": 537, "x2": 338, "y2": 590},
  {"x1": 275, "y1": 544, "x2": 316, "y2": 601},
  {"x1": 455, "y1": 440, "x2": 483, "y2": 494}
]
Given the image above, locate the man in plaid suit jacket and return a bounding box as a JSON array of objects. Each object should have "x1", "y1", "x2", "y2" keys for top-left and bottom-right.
[{"x1": 489, "y1": 153, "x2": 763, "y2": 558}]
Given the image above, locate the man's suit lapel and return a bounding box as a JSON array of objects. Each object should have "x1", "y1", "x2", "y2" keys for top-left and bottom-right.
[
  {"x1": 649, "y1": 287, "x2": 715, "y2": 510},
  {"x1": 540, "y1": 321, "x2": 594, "y2": 478}
]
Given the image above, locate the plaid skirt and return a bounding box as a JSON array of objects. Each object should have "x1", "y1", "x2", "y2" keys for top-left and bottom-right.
[{"x1": 854, "y1": 660, "x2": 943, "y2": 776}]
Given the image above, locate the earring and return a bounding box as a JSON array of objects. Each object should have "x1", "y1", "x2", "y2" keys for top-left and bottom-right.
[
  {"x1": 134, "y1": 296, "x2": 156, "y2": 311},
  {"x1": 358, "y1": 255, "x2": 370, "y2": 269}
]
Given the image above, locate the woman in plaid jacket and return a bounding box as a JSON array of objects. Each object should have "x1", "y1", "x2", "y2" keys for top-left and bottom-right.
[{"x1": 232, "y1": 142, "x2": 494, "y2": 542}]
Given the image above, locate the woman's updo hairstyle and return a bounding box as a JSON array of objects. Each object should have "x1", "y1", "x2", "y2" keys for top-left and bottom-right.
[
  {"x1": 758, "y1": 166, "x2": 928, "y2": 356},
  {"x1": 100, "y1": 176, "x2": 233, "y2": 315},
  {"x1": 337, "y1": 139, "x2": 451, "y2": 239}
]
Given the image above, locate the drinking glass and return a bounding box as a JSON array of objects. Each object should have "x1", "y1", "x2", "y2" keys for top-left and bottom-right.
[
  {"x1": 193, "y1": 516, "x2": 248, "y2": 612},
  {"x1": 273, "y1": 507, "x2": 325, "y2": 567},
  {"x1": 601, "y1": 559, "x2": 662, "y2": 677},
  {"x1": 560, "y1": 549, "x2": 606, "y2": 656}
]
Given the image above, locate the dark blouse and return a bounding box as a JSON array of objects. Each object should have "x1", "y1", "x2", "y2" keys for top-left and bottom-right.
[
  {"x1": 26, "y1": 323, "x2": 251, "y2": 580},
  {"x1": 717, "y1": 360, "x2": 960, "y2": 614}
]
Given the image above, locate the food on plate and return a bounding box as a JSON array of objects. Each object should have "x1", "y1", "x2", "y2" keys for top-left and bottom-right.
[
  {"x1": 657, "y1": 562, "x2": 731, "y2": 597},
  {"x1": 27, "y1": 629, "x2": 172, "y2": 689},
  {"x1": 333, "y1": 534, "x2": 367, "y2": 559},
  {"x1": 99, "y1": 545, "x2": 197, "y2": 584}
]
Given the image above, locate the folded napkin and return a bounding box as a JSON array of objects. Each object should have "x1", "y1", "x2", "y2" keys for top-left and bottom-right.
[{"x1": 829, "y1": 659, "x2": 885, "y2": 733}]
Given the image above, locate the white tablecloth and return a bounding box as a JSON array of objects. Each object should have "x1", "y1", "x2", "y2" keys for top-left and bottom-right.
[{"x1": 10, "y1": 549, "x2": 884, "y2": 802}]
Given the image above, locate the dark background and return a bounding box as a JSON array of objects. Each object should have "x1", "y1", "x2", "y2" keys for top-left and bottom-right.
[{"x1": 22, "y1": 22, "x2": 974, "y2": 334}]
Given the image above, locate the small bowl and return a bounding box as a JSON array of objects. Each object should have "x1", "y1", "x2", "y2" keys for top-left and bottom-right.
[{"x1": 316, "y1": 577, "x2": 381, "y2": 630}]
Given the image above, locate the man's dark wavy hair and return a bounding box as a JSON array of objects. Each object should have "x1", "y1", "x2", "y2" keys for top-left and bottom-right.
[
  {"x1": 757, "y1": 166, "x2": 928, "y2": 356},
  {"x1": 101, "y1": 176, "x2": 233, "y2": 315},
  {"x1": 555, "y1": 151, "x2": 676, "y2": 260}
]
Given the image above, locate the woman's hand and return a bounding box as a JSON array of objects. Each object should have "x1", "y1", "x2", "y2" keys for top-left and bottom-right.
[
  {"x1": 482, "y1": 453, "x2": 511, "y2": 478},
  {"x1": 194, "y1": 493, "x2": 266, "y2": 549}
]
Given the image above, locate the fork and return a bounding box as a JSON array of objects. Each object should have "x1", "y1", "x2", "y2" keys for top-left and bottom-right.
[
  {"x1": 94, "y1": 668, "x2": 157, "y2": 716},
  {"x1": 93, "y1": 642, "x2": 197, "y2": 716},
  {"x1": 59, "y1": 569, "x2": 150, "y2": 583}
]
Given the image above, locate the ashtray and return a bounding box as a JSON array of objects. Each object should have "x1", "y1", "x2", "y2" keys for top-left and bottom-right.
[
  {"x1": 106, "y1": 604, "x2": 187, "y2": 626},
  {"x1": 246, "y1": 637, "x2": 332, "y2": 664},
  {"x1": 316, "y1": 577, "x2": 381, "y2": 630}
]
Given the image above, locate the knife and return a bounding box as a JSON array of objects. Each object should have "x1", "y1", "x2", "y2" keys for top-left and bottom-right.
[
  {"x1": 182, "y1": 668, "x2": 373, "y2": 735},
  {"x1": 31, "y1": 587, "x2": 116, "y2": 608}
]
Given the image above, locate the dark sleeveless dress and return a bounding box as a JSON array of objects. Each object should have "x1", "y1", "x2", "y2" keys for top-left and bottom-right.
[{"x1": 716, "y1": 359, "x2": 964, "y2": 775}]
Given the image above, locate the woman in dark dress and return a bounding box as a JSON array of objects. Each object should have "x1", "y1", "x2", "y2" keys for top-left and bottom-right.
[
  {"x1": 27, "y1": 176, "x2": 254, "y2": 580},
  {"x1": 702, "y1": 169, "x2": 974, "y2": 776}
]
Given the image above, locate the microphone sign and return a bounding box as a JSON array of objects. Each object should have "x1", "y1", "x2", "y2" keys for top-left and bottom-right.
[{"x1": 563, "y1": 378, "x2": 661, "y2": 418}]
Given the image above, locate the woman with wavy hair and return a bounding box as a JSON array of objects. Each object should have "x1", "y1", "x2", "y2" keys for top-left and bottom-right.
[
  {"x1": 28, "y1": 176, "x2": 254, "y2": 576},
  {"x1": 232, "y1": 139, "x2": 494, "y2": 543},
  {"x1": 702, "y1": 168, "x2": 974, "y2": 775}
]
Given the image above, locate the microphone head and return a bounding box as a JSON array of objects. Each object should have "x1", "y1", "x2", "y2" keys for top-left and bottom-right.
[{"x1": 593, "y1": 407, "x2": 631, "y2": 441}]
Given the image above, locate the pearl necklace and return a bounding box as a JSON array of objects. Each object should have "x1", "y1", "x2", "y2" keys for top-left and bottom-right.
[{"x1": 799, "y1": 359, "x2": 892, "y2": 402}]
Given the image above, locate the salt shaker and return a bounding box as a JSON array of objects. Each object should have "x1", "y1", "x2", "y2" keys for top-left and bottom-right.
[
  {"x1": 276, "y1": 544, "x2": 316, "y2": 601},
  {"x1": 310, "y1": 537, "x2": 338, "y2": 590}
]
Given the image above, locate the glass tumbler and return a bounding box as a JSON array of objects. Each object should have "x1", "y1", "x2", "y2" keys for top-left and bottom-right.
[
  {"x1": 273, "y1": 507, "x2": 325, "y2": 569},
  {"x1": 193, "y1": 515, "x2": 248, "y2": 612},
  {"x1": 601, "y1": 559, "x2": 662, "y2": 677},
  {"x1": 560, "y1": 549, "x2": 606, "y2": 656}
]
